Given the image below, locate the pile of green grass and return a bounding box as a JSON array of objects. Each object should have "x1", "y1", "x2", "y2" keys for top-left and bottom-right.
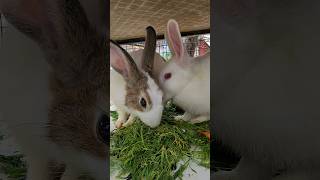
[
  {"x1": 0, "y1": 131, "x2": 26, "y2": 179},
  {"x1": 0, "y1": 154, "x2": 26, "y2": 179},
  {"x1": 110, "y1": 102, "x2": 210, "y2": 179}
]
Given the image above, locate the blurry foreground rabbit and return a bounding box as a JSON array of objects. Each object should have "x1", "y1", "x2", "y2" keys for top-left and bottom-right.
[
  {"x1": 0, "y1": 0, "x2": 108, "y2": 179},
  {"x1": 214, "y1": 1, "x2": 320, "y2": 179}
]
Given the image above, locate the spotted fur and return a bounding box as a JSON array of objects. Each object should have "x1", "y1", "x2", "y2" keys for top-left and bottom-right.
[{"x1": 110, "y1": 27, "x2": 165, "y2": 128}]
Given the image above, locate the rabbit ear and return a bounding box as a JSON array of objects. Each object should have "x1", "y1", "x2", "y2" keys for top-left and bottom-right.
[
  {"x1": 78, "y1": 0, "x2": 107, "y2": 35},
  {"x1": 0, "y1": 0, "x2": 50, "y2": 43},
  {"x1": 142, "y1": 26, "x2": 157, "y2": 75},
  {"x1": 220, "y1": 0, "x2": 257, "y2": 17},
  {"x1": 110, "y1": 40, "x2": 141, "y2": 84},
  {"x1": 44, "y1": 0, "x2": 107, "y2": 87},
  {"x1": 166, "y1": 19, "x2": 189, "y2": 66},
  {"x1": 2, "y1": 0, "x2": 107, "y2": 87}
]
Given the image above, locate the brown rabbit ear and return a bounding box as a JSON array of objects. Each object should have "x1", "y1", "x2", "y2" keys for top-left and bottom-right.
[
  {"x1": 78, "y1": 0, "x2": 108, "y2": 35},
  {"x1": 142, "y1": 26, "x2": 157, "y2": 75},
  {"x1": 219, "y1": 0, "x2": 257, "y2": 17},
  {"x1": 2, "y1": 0, "x2": 107, "y2": 87},
  {"x1": 46, "y1": 0, "x2": 107, "y2": 87},
  {"x1": 110, "y1": 40, "x2": 142, "y2": 84},
  {"x1": 0, "y1": 0, "x2": 51, "y2": 43}
]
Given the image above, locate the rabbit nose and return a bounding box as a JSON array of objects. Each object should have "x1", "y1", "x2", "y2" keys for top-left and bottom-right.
[{"x1": 96, "y1": 113, "x2": 109, "y2": 145}]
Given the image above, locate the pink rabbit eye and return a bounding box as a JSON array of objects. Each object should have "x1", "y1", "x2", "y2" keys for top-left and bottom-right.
[{"x1": 164, "y1": 73, "x2": 171, "y2": 80}]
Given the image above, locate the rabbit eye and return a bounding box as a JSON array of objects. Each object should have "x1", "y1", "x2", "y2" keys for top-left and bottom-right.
[
  {"x1": 164, "y1": 73, "x2": 171, "y2": 80},
  {"x1": 139, "y1": 97, "x2": 147, "y2": 108},
  {"x1": 96, "y1": 114, "x2": 109, "y2": 145}
]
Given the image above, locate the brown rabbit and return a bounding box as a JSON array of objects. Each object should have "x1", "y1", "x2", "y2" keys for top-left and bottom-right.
[{"x1": 0, "y1": 0, "x2": 108, "y2": 179}]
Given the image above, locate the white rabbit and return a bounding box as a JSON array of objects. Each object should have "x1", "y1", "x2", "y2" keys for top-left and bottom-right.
[
  {"x1": 159, "y1": 19, "x2": 210, "y2": 124},
  {"x1": 214, "y1": 0, "x2": 320, "y2": 179},
  {"x1": 110, "y1": 26, "x2": 166, "y2": 128},
  {"x1": 0, "y1": 0, "x2": 108, "y2": 179}
]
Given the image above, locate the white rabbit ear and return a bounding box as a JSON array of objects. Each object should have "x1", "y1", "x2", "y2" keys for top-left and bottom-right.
[
  {"x1": 110, "y1": 41, "x2": 141, "y2": 82},
  {"x1": 166, "y1": 19, "x2": 188, "y2": 65},
  {"x1": 110, "y1": 42, "x2": 130, "y2": 78}
]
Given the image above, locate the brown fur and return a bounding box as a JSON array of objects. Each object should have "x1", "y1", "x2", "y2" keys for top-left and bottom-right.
[
  {"x1": 125, "y1": 73, "x2": 152, "y2": 112},
  {"x1": 48, "y1": 72, "x2": 107, "y2": 159},
  {"x1": 45, "y1": 0, "x2": 108, "y2": 160},
  {"x1": 48, "y1": 161, "x2": 66, "y2": 180},
  {"x1": 1, "y1": 0, "x2": 108, "y2": 178}
]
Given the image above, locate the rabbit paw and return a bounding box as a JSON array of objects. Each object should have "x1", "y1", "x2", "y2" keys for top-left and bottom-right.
[
  {"x1": 190, "y1": 115, "x2": 209, "y2": 124},
  {"x1": 115, "y1": 119, "x2": 124, "y2": 129},
  {"x1": 174, "y1": 112, "x2": 192, "y2": 121},
  {"x1": 115, "y1": 110, "x2": 129, "y2": 128},
  {"x1": 122, "y1": 114, "x2": 136, "y2": 127}
]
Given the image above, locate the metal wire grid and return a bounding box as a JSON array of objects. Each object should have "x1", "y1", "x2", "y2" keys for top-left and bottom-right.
[
  {"x1": 120, "y1": 34, "x2": 210, "y2": 61},
  {"x1": 110, "y1": 0, "x2": 210, "y2": 41},
  {"x1": 1, "y1": 13, "x2": 210, "y2": 61}
]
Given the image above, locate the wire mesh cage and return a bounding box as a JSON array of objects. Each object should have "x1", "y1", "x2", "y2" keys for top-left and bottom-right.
[{"x1": 120, "y1": 34, "x2": 210, "y2": 61}]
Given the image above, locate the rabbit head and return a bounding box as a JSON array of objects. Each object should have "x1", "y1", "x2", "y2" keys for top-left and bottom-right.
[
  {"x1": 1, "y1": 0, "x2": 108, "y2": 178},
  {"x1": 110, "y1": 27, "x2": 164, "y2": 128},
  {"x1": 160, "y1": 19, "x2": 200, "y2": 101}
]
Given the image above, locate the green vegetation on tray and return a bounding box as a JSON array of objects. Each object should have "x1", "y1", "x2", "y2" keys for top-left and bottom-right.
[
  {"x1": 110, "y1": 102, "x2": 210, "y2": 180},
  {"x1": 0, "y1": 154, "x2": 26, "y2": 179}
]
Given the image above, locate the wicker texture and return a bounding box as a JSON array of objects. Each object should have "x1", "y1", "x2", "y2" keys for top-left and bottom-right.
[{"x1": 111, "y1": 0, "x2": 210, "y2": 41}]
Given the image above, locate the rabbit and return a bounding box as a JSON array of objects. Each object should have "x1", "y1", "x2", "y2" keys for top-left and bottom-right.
[
  {"x1": 0, "y1": 0, "x2": 108, "y2": 179},
  {"x1": 159, "y1": 19, "x2": 210, "y2": 124},
  {"x1": 110, "y1": 26, "x2": 166, "y2": 128},
  {"x1": 213, "y1": 0, "x2": 320, "y2": 179}
]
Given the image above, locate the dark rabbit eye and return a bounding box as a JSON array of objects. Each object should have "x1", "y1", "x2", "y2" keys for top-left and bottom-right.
[
  {"x1": 164, "y1": 73, "x2": 171, "y2": 80},
  {"x1": 96, "y1": 114, "x2": 109, "y2": 145},
  {"x1": 139, "y1": 98, "x2": 147, "y2": 108}
]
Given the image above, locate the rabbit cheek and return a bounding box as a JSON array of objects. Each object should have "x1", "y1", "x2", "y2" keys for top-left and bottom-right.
[
  {"x1": 125, "y1": 75, "x2": 151, "y2": 112},
  {"x1": 47, "y1": 81, "x2": 107, "y2": 159},
  {"x1": 125, "y1": 88, "x2": 151, "y2": 113}
]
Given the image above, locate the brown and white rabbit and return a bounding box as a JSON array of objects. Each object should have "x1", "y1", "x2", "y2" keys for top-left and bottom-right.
[
  {"x1": 0, "y1": 0, "x2": 108, "y2": 179},
  {"x1": 159, "y1": 19, "x2": 210, "y2": 124},
  {"x1": 110, "y1": 27, "x2": 166, "y2": 128}
]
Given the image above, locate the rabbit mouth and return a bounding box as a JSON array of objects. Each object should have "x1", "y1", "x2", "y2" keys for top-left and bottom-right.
[{"x1": 136, "y1": 104, "x2": 164, "y2": 128}]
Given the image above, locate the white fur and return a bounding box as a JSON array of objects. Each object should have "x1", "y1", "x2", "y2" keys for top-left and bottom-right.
[
  {"x1": 110, "y1": 49, "x2": 165, "y2": 128},
  {"x1": 214, "y1": 1, "x2": 320, "y2": 179},
  {"x1": 171, "y1": 53, "x2": 210, "y2": 116},
  {"x1": 135, "y1": 73, "x2": 164, "y2": 128},
  {"x1": 159, "y1": 20, "x2": 210, "y2": 122},
  {"x1": 0, "y1": 18, "x2": 106, "y2": 180},
  {"x1": 58, "y1": 146, "x2": 107, "y2": 180}
]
